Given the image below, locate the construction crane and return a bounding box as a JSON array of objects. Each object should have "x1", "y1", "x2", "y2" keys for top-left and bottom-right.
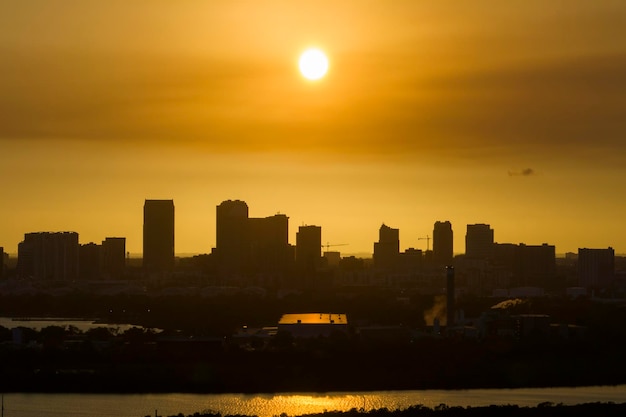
[
  {"x1": 418, "y1": 235, "x2": 431, "y2": 251},
  {"x1": 322, "y1": 242, "x2": 349, "y2": 252}
]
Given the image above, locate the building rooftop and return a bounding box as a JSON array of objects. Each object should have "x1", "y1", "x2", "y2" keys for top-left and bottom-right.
[{"x1": 278, "y1": 313, "x2": 348, "y2": 325}]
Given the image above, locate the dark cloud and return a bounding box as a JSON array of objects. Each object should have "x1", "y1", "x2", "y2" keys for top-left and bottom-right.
[{"x1": 508, "y1": 168, "x2": 535, "y2": 177}]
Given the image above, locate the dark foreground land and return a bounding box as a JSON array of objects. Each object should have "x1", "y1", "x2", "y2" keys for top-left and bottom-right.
[
  {"x1": 159, "y1": 403, "x2": 626, "y2": 417},
  {"x1": 3, "y1": 340, "x2": 626, "y2": 393},
  {"x1": 2, "y1": 290, "x2": 626, "y2": 393}
]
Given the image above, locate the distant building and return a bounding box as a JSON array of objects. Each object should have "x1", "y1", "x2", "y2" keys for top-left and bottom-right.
[
  {"x1": 143, "y1": 199, "x2": 175, "y2": 272},
  {"x1": 296, "y1": 225, "x2": 322, "y2": 272},
  {"x1": 17, "y1": 232, "x2": 79, "y2": 281},
  {"x1": 465, "y1": 224, "x2": 494, "y2": 260},
  {"x1": 215, "y1": 200, "x2": 250, "y2": 277},
  {"x1": 433, "y1": 221, "x2": 453, "y2": 266},
  {"x1": 399, "y1": 248, "x2": 423, "y2": 272},
  {"x1": 518, "y1": 243, "x2": 556, "y2": 287},
  {"x1": 102, "y1": 237, "x2": 126, "y2": 278},
  {"x1": 323, "y1": 251, "x2": 341, "y2": 268},
  {"x1": 374, "y1": 223, "x2": 399, "y2": 270},
  {"x1": 79, "y1": 242, "x2": 102, "y2": 279},
  {"x1": 492, "y1": 243, "x2": 556, "y2": 288},
  {"x1": 578, "y1": 247, "x2": 615, "y2": 289},
  {"x1": 277, "y1": 313, "x2": 348, "y2": 338},
  {"x1": 249, "y1": 214, "x2": 293, "y2": 275}
]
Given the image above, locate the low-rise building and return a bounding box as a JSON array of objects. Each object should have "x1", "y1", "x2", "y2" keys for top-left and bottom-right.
[{"x1": 277, "y1": 313, "x2": 348, "y2": 338}]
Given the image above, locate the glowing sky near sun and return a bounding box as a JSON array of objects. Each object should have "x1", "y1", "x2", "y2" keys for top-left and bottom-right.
[{"x1": 1, "y1": 1, "x2": 626, "y2": 255}]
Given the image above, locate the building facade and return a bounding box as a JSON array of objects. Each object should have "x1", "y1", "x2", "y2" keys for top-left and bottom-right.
[
  {"x1": 578, "y1": 247, "x2": 615, "y2": 289},
  {"x1": 102, "y1": 237, "x2": 126, "y2": 278},
  {"x1": 17, "y1": 232, "x2": 79, "y2": 281},
  {"x1": 143, "y1": 199, "x2": 175, "y2": 272},
  {"x1": 374, "y1": 223, "x2": 400, "y2": 270},
  {"x1": 465, "y1": 224, "x2": 494, "y2": 260},
  {"x1": 433, "y1": 221, "x2": 454, "y2": 266},
  {"x1": 215, "y1": 199, "x2": 250, "y2": 277},
  {"x1": 296, "y1": 225, "x2": 322, "y2": 272}
]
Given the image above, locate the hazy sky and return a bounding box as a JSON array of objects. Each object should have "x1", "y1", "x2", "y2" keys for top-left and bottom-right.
[{"x1": 2, "y1": 1, "x2": 626, "y2": 255}]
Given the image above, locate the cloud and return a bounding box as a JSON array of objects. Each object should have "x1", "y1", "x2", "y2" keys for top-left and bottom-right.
[{"x1": 508, "y1": 168, "x2": 535, "y2": 177}]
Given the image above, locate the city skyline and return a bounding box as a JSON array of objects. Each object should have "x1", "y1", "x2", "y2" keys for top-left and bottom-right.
[
  {"x1": 2, "y1": 1, "x2": 626, "y2": 256},
  {"x1": 1, "y1": 198, "x2": 621, "y2": 257}
]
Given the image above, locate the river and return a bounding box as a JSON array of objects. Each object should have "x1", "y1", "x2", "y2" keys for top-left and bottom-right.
[{"x1": 2, "y1": 386, "x2": 626, "y2": 417}]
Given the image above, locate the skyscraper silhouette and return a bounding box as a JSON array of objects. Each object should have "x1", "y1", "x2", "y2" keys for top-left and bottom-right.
[
  {"x1": 102, "y1": 237, "x2": 126, "y2": 278},
  {"x1": 465, "y1": 224, "x2": 494, "y2": 260},
  {"x1": 216, "y1": 200, "x2": 250, "y2": 277},
  {"x1": 249, "y1": 213, "x2": 291, "y2": 274},
  {"x1": 143, "y1": 199, "x2": 175, "y2": 272},
  {"x1": 296, "y1": 225, "x2": 322, "y2": 272},
  {"x1": 374, "y1": 223, "x2": 399, "y2": 270},
  {"x1": 433, "y1": 221, "x2": 453, "y2": 265}
]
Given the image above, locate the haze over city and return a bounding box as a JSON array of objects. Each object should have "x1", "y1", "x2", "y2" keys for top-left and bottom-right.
[{"x1": 2, "y1": 1, "x2": 626, "y2": 255}]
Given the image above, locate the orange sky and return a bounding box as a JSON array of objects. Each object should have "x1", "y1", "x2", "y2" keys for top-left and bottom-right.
[{"x1": 2, "y1": 1, "x2": 626, "y2": 255}]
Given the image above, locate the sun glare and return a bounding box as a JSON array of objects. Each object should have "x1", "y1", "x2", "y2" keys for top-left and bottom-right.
[{"x1": 299, "y1": 48, "x2": 329, "y2": 80}]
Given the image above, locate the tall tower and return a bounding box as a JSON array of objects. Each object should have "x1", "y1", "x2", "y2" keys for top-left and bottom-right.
[
  {"x1": 465, "y1": 224, "x2": 494, "y2": 260},
  {"x1": 216, "y1": 200, "x2": 250, "y2": 276},
  {"x1": 433, "y1": 221, "x2": 453, "y2": 266},
  {"x1": 102, "y1": 237, "x2": 126, "y2": 278},
  {"x1": 249, "y1": 214, "x2": 291, "y2": 273},
  {"x1": 374, "y1": 223, "x2": 400, "y2": 270},
  {"x1": 296, "y1": 225, "x2": 322, "y2": 272},
  {"x1": 143, "y1": 199, "x2": 175, "y2": 272}
]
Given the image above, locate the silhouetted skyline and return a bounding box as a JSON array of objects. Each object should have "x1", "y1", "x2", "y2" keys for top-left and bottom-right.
[{"x1": 1, "y1": 198, "x2": 623, "y2": 258}]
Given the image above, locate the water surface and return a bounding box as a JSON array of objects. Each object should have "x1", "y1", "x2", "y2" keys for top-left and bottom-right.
[{"x1": 3, "y1": 385, "x2": 626, "y2": 417}]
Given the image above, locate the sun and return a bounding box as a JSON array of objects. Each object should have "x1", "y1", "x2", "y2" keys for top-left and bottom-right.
[{"x1": 299, "y1": 48, "x2": 329, "y2": 80}]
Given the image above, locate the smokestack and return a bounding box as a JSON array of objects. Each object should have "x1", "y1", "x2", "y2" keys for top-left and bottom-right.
[{"x1": 446, "y1": 266, "x2": 455, "y2": 329}]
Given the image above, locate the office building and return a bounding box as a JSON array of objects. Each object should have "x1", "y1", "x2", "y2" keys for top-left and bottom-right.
[
  {"x1": 433, "y1": 221, "x2": 453, "y2": 265},
  {"x1": 465, "y1": 224, "x2": 494, "y2": 260},
  {"x1": 493, "y1": 243, "x2": 556, "y2": 287},
  {"x1": 143, "y1": 199, "x2": 175, "y2": 272},
  {"x1": 374, "y1": 223, "x2": 399, "y2": 270},
  {"x1": 102, "y1": 237, "x2": 126, "y2": 278},
  {"x1": 249, "y1": 214, "x2": 292, "y2": 273},
  {"x1": 216, "y1": 199, "x2": 250, "y2": 276},
  {"x1": 296, "y1": 225, "x2": 322, "y2": 272},
  {"x1": 578, "y1": 247, "x2": 615, "y2": 289},
  {"x1": 79, "y1": 242, "x2": 102, "y2": 279},
  {"x1": 17, "y1": 232, "x2": 79, "y2": 281}
]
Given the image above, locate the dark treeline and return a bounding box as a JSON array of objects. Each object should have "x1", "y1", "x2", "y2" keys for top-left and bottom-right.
[{"x1": 160, "y1": 403, "x2": 626, "y2": 417}]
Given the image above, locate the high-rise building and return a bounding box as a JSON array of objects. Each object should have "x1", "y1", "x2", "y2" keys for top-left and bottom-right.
[
  {"x1": 493, "y1": 243, "x2": 556, "y2": 287},
  {"x1": 17, "y1": 232, "x2": 79, "y2": 281},
  {"x1": 578, "y1": 247, "x2": 615, "y2": 289},
  {"x1": 296, "y1": 225, "x2": 322, "y2": 272},
  {"x1": 216, "y1": 200, "x2": 250, "y2": 276},
  {"x1": 433, "y1": 221, "x2": 454, "y2": 266},
  {"x1": 518, "y1": 243, "x2": 556, "y2": 287},
  {"x1": 143, "y1": 199, "x2": 175, "y2": 272},
  {"x1": 465, "y1": 224, "x2": 494, "y2": 260},
  {"x1": 374, "y1": 223, "x2": 400, "y2": 270},
  {"x1": 79, "y1": 242, "x2": 102, "y2": 280},
  {"x1": 249, "y1": 214, "x2": 291, "y2": 273},
  {"x1": 102, "y1": 237, "x2": 126, "y2": 278}
]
